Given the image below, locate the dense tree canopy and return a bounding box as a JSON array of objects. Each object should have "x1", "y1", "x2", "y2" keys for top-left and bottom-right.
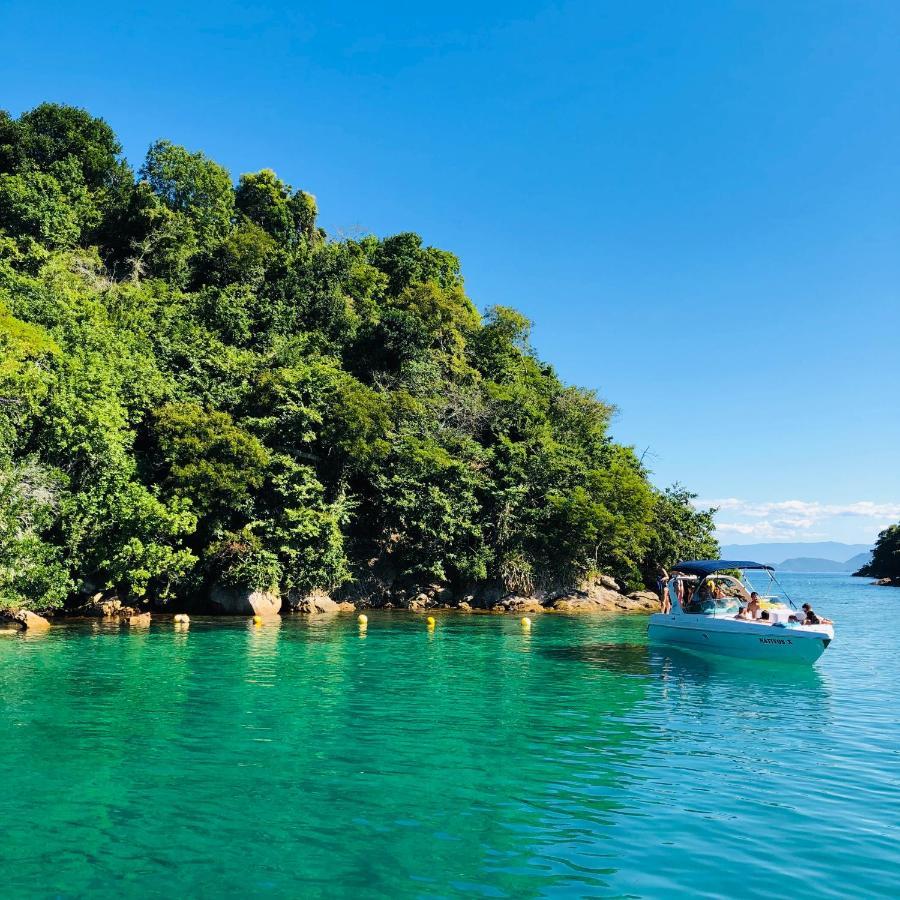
[
  {"x1": 856, "y1": 525, "x2": 900, "y2": 581},
  {"x1": 0, "y1": 103, "x2": 717, "y2": 611}
]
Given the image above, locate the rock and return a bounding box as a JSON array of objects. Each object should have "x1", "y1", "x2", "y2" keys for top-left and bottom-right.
[
  {"x1": 6, "y1": 610, "x2": 51, "y2": 631},
  {"x1": 552, "y1": 597, "x2": 593, "y2": 613},
  {"x1": 336, "y1": 601, "x2": 357, "y2": 612},
  {"x1": 873, "y1": 578, "x2": 899, "y2": 587},
  {"x1": 288, "y1": 590, "x2": 340, "y2": 614},
  {"x1": 80, "y1": 595, "x2": 123, "y2": 617},
  {"x1": 626, "y1": 591, "x2": 661, "y2": 611},
  {"x1": 552, "y1": 597, "x2": 594, "y2": 613},
  {"x1": 457, "y1": 601, "x2": 472, "y2": 611},
  {"x1": 552, "y1": 585, "x2": 654, "y2": 614},
  {"x1": 123, "y1": 613, "x2": 151, "y2": 627},
  {"x1": 497, "y1": 596, "x2": 544, "y2": 614},
  {"x1": 401, "y1": 593, "x2": 431, "y2": 611},
  {"x1": 579, "y1": 573, "x2": 621, "y2": 593},
  {"x1": 210, "y1": 585, "x2": 282, "y2": 617},
  {"x1": 585, "y1": 585, "x2": 629, "y2": 608}
]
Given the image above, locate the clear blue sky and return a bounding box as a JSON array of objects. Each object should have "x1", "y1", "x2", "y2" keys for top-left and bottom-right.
[{"x1": 2, "y1": 1, "x2": 898, "y2": 543}]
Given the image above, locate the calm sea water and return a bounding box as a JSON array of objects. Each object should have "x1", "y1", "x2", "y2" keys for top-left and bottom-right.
[{"x1": 1, "y1": 574, "x2": 897, "y2": 898}]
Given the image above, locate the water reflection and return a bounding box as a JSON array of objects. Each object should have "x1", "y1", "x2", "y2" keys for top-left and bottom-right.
[
  {"x1": 541, "y1": 641, "x2": 651, "y2": 675},
  {"x1": 649, "y1": 644, "x2": 830, "y2": 698},
  {"x1": 2, "y1": 599, "x2": 892, "y2": 898}
]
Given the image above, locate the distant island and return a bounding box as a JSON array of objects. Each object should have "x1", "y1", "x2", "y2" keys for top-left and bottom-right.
[
  {"x1": 720, "y1": 541, "x2": 872, "y2": 573},
  {"x1": 0, "y1": 103, "x2": 717, "y2": 622},
  {"x1": 776, "y1": 552, "x2": 871, "y2": 573}
]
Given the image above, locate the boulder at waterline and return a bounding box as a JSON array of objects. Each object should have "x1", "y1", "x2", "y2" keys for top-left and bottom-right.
[
  {"x1": 496, "y1": 596, "x2": 544, "y2": 614},
  {"x1": 79, "y1": 593, "x2": 123, "y2": 617},
  {"x1": 210, "y1": 585, "x2": 282, "y2": 616},
  {"x1": 3, "y1": 610, "x2": 52, "y2": 631},
  {"x1": 552, "y1": 596, "x2": 605, "y2": 613},
  {"x1": 287, "y1": 590, "x2": 340, "y2": 614},
  {"x1": 403, "y1": 593, "x2": 431, "y2": 611},
  {"x1": 626, "y1": 591, "x2": 661, "y2": 611},
  {"x1": 551, "y1": 586, "x2": 658, "y2": 613}
]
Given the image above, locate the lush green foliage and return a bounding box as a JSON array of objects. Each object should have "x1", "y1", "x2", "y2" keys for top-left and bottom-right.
[
  {"x1": 0, "y1": 103, "x2": 717, "y2": 611},
  {"x1": 856, "y1": 525, "x2": 900, "y2": 581}
]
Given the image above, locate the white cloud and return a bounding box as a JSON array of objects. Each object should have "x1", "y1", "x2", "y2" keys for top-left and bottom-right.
[
  {"x1": 694, "y1": 498, "x2": 900, "y2": 542},
  {"x1": 697, "y1": 499, "x2": 900, "y2": 520},
  {"x1": 715, "y1": 521, "x2": 830, "y2": 540}
]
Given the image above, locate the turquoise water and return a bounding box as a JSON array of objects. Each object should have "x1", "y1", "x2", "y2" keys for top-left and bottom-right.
[{"x1": 1, "y1": 574, "x2": 897, "y2": 898}]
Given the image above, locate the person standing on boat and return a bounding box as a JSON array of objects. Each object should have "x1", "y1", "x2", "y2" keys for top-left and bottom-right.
[{"x1": 657, "y1": 566, "x2": 670, "y2": 613}]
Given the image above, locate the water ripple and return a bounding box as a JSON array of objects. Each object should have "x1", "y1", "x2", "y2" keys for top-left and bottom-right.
[{"x1": 0, "y1": 576, "x2": 896, "y2": 897}]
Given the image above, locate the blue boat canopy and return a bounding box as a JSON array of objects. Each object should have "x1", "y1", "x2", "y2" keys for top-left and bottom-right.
[{"x1": 673, "y1": 559, "x2": 773, "y2": 576}]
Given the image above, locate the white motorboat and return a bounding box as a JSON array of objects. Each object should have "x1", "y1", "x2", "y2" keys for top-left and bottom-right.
[{"x1": 648, "y1": 560, "x2": 834, "y2": 664}]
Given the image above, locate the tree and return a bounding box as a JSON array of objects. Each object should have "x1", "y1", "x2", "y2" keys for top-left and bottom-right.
[
  {"x1": 0, "y1": 298, "x2": 59, "y2": 451},
  {"x1": 644, "y1": 486, "x2": 718, "y2": 581},
  {"x1": 235, "y1": 168, "x2": 319, "y2": 246},
  {"x1": 0, "y1": 163, "x2": 91, "y2": 249},
  {"x1": 856, "y1": 524, "x2": 900, "y2": 581},
  {"x1": 0, "y1": 460, "x2": 69, "y2": 612},
  {"x1": 140, "y1": 140, "x2": 234, "y2": 250},
  {"x1": 151, "y1": 402, "x2": 269, "y2": 521},
  {"x1": 0, "y1": 102, "x2": 124, "y2": 190},
  {"x1": 0, "y1": 102, "x2": 718, "y2": 610}
]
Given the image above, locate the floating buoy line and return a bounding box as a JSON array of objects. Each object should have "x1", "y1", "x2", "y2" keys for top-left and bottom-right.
[{"x1": 154, "y1": 609, "x2": 539, "y2": 633}]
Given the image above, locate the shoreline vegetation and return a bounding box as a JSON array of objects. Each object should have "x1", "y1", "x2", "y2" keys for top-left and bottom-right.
[
  {"x1": 0, "y1": 103, "x2": 719, "y2": 626},
  {"x1": 854, "y1": 524, "x2": 900, "y2": 587}
]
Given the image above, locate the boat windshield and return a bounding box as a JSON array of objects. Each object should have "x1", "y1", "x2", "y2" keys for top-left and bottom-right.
[
  {"x1": 681, "y1": 574, "x2": 747, "y2": 616},
  {"x1": 670, "y1": 564, "x2": 799, "y2": 616}
]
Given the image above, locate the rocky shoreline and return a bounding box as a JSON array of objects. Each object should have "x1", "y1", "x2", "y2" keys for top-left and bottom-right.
[
  {"x1": 1, "y1": 573, "x2": 662, "y2": 629},
  {"x1": 871, "y1": 577, "x2": 900, "y2": 587}
]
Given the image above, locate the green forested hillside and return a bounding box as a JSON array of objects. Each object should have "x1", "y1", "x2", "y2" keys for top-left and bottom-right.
[
  {"x1": 855, "y1": 526, "x2": 900, "y2": 582},
  {"x1": 0, "y1": 103, "x2": 716, "y2": 612}
]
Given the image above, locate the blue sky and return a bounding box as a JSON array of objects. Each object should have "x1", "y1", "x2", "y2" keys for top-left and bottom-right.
[{"x1": 2, "y1": 1, "x2": 898, "y2": 543}]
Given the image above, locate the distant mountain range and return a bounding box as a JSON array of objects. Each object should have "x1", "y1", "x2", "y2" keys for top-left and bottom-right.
[{"x1": 719, "y1": 542, "x2": 873, "y2": 573}]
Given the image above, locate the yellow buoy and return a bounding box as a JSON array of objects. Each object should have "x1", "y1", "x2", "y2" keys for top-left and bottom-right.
[
  {"x1": 174, "y1": 613, "x2": 190, "y2": 625},
  {"x1": 521, "y1": 616, "x2": 532, "y2": 628},
  {"x1": 358, "y1": 614, "x2": 368, "y2": 626},
  {"x1": 426, "y1": 616, "x2": 436, "y2": 627},
  {"x1": 253, "y1": 615, "x2": 263, "y2": 626}
]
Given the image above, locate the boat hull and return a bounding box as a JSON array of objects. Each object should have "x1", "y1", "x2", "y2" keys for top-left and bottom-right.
[{"x1": 648, "y1": 615, "x2": 832, "y2": 664}]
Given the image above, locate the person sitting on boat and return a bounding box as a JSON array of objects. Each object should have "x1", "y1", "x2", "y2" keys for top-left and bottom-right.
[
  {"x1": 800, "y1": 603, "x2": 833, "y2": 625},
  {"x1": 734, "y1": 605, "x2": 749, "y2": 620},
  {"x1": 746, "y1": 592, "x2": 762, "y2": 619}
]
